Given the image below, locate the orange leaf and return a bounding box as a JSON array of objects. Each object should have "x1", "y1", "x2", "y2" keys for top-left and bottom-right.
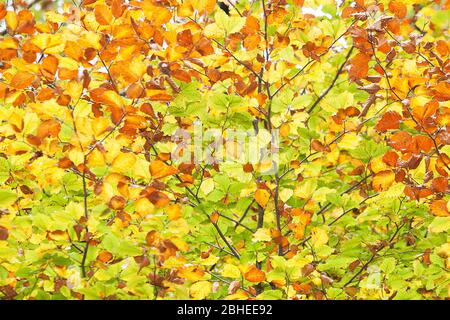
[
  {"x1": 245, "y1": 16, "x2": 260, "y2": 33},
  {"x1": 349, "y1": 53, "x2": 371, "y2": 80},
  {"x1": 149, "y1": 160, "x2": 178, "y2": 179},
  {"x1": 97, "y1": 251, "x2": 113, "y2": 263},
  {"x1": 389, "y1": 131, "x2": 413, "y2": 152},
  {"x1": 414, "y1": 135, "x2": 433, "y2": 153},
  {"x1": 243, "y1": 34, "x2": 260, "y2": 51},
  {"x1": 430, "y1": 200, "x2": 449, "y2": 217},
  {"x1": 0, "y1": 226, "x2": 9, "y2": 241},
  {"x1": 412, "y1": 100, "x2": 438, "y2": 122},
  {"x1": 210, "y1": 211, "x2": 219, "y2": 224},
  {"x1": 58, "y1": 157, "x2": 74, "y2": 169},
  {"x1": 382, "y1": 151, "x2": 399, "y2": 167},
  {"x1": 111, "y1": 0, "x2": 125, "y2": 18},
  {"x1": 375, "y1": 111, "x2": 402, "y2": 132},
  {"x1": 404, "y1": 186, "x2": 432, "y2": 200},
  {"x1": 311, "y1": 140, "x2": 329, "y2": 152},
  {"x1": 167, "y1": 204, "x2": 182, "y2": 221},
  {"x1": 177, "y1": 29, "x2": 193, "y2": 47},
  {"x1": 90, "y1": 88, "x2": 123, "y2": 109},
  {"x1": 126, "y1": 83, "x2": 145, "y2": 99},
  {"x1": 432, "y1": 177, "x2": 448, "y2": 193},
  {"x1": 37, "y1": 119, "x2": 61, "y2": 139},
  {"x1": 388, "y1": 1, "x2": 407, "y2": 19},
  {"x1": 244, "y1": 265, "x2": 266, "y2": 283},
  {"x1": 10, "y1": 72, "x2": 35, "y2": 89},
  {"x1": 255, "y1": 189, "x2": 270, "y2": 207},
  {"x1": 0, "y1": 4, "x2": 6, "y2": 20},
  {"x1": 94, "y1": 4, "x2": 113, "y2": 25},
  {"x1": 40, "y1": 55, "x2": 59, "y2": 78},
  {"x1": 149, "y1": 93, "x2": 173, "y2": 101},
  {"x1": 172, "y1": 70, "x2": 192, "y2": 83},
  {"x1": 64, "y1": 41, "x2": 84, "y2": 61}
]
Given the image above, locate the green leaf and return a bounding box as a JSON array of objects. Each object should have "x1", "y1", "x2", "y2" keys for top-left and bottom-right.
[
  {"x1": 349, "y1": 139, "x2": 389, "y2": 162},
  {"x1": 429, "y1": 217, "x2": 450, "y2": 233},
  {"x1": 0, "y1": 190, "x2": 17, "y2": 206}
]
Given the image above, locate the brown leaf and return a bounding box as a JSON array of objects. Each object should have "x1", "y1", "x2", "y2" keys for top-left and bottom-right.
[
  {"x1": 0, "y1": 227, "x2": 8, "y2": 241},
  {"x1": 145, "y1": 230, "x2": 158, "y2": 246},
  {"x1": 108, "y1": 195, "x2": 126, "y2": 210},
  {"x1": 147, "y1": 190, "x2": 170, "y2": 208}
]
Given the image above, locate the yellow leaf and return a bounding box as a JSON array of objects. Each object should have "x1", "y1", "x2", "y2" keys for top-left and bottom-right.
[
  {"x1": 135, "y1": 197, "x2": 154, "y2": 216},
  {"x1": 255, "y1": 189, "x2": 270, "y2": 207},
  {"x1": 369, "y1": 156, "x2": 389, "y2": 173},
  {"x1": 5, "y1": 11, "x2": 17, "y2": 31},
  {"x1": 45, "y1": 11, "x2": 67, "y2": 24},
  {"x1": 68, "y1": 149, "x2": 84, "y2": 166},
  {"x1": 257, "y1": 129, "x2": 273, "y2": 146},
  {"x1": 190, "y1": 281, "x2": 212, "y2": 300},
  {"x1": 87, "y1": 149, "x2": 105, "y2": 167},
  {"x1": 372, "y1": 170, "x2": 395, "y2": 192},
  {"x1": 90, "y1": 88, "x2": 123, "y2": 109},
  {"x1": 311, "y1": 227, "x2": 329, "y2": 247},
  {"x1": 294, "y1": 179, "x2": 317, "y2": 199},
  {"x1": 199, "y1": 254, "x2": 220, "y2": 266},
  {"x1": 340, "y1": 133, "x2": 361, "y2": 149},
  {"x1": 279, "y1": 188, "x2": 293, "y2": 202},
  {"x1": 178, "y1": 266, "x2": 205, "y2": 281},
  {"x1": 221, "y1": 264, "x2": 241, "y2": 278},
  {"x1": 170, "y1": 237, "x2": 189, "y2": 252},
  {"x1": 112, "y1": 153, "x2": 136, "y2": 173},
  {"x1": 166, "y1": 204, "x2": 182, "y2": 220},
  {"x1": 65, "y1": 81, "x2": 83, "y2": 100},
  {"x1": 200, "y1": 178, "x2": 215, "y2": 195},
  {"x1": 252, "y1": 228, "x2": 271, "y2": 242},
  {"x1": 167, "y1": 219, "x2": 190, "y2": 236},
  {"x1": 94, "y1": 4, "x2": 113, "y2": 25}
]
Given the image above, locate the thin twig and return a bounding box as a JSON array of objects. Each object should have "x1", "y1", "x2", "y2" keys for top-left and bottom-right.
[{"x1": 307, "y1": 46, "x2": 354, "y2": 113}]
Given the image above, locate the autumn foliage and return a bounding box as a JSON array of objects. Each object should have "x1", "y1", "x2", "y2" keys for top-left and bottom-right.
[{"x1": 0, "y1": 0, "x2": 449, "y2": 300}]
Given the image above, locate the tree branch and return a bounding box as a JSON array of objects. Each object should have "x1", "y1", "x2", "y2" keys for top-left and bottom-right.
[{"x1": 307, "y1": 46, "x2": 354, "y2": 113}]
